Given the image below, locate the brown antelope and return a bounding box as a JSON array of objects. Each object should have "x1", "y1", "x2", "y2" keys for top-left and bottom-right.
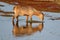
[
  {"x1": 12, "y1": 21, "x2": 44, "y2": 36},
  {"x1": 13, "y1": 5, "x2": 44, "y2": 22}
]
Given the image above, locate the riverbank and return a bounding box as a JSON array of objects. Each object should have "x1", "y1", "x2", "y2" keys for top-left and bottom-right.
[{"x1": 0, "y1": 1, "x2": 60, "y2": 13}]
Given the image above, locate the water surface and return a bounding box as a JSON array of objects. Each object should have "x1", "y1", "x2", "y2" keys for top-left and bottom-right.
[{"x1": 0, "y1": 2, "x2": 60, "y2": 40}]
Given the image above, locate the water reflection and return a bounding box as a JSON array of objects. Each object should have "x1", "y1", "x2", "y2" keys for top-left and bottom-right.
[{"x1": 12, "y1": 21, "x2": 44, "y2": 37}]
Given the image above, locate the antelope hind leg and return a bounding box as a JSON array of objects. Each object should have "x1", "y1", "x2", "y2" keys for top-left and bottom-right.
[
  {"x1": 16, "y1": 16, "x2": 19, "y2": 22},
  {"x1": 26, "y1": 16, "x2": 29, "y2": 22},
  {"x1": 12, "y1": 16, "x2": 15, "y2": 22}
]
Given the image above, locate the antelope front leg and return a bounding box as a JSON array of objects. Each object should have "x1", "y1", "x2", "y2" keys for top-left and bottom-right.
[
  {"x1": 38, "y1": 13, "x2": 44, "y2": 21},
  {"x1": 30, "y1": 16, "x2": 32, "y2": 23},
  {"x1": 40, "y1": 14, "x2": 44, "y2": 21}
]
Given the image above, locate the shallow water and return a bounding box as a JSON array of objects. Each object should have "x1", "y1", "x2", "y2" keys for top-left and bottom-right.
[{"x1": 0, "y1": 2, "x2": 60, "y2": 40}]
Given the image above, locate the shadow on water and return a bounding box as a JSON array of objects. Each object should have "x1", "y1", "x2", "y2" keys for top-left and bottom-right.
[
  {"x1": 12, "y1": 20, "x2": 44, "y2": 37},
  {"x1": 49, "y1": 17, "x2": 60, "y2": 20},
  {"x1": 0, "y1": 5, "x2": 4, "y2": 7},
  {"x1": 0, "y1": 11, "x2": 14, "y2": 17}
]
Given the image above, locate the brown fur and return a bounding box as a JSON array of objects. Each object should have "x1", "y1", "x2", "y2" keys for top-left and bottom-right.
[{"x1": 13, "y1": 5, "x2": 44, "y2": 21}]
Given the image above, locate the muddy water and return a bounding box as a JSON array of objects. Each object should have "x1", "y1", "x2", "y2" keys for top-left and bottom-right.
[{"x1": 0, "y1": 2, "x2": 60, "y2": 40}]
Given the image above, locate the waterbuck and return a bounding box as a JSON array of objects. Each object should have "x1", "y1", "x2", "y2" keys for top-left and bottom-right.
[{"x1": 13, "y1": 5, "x2": 44, "y2": 22}]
